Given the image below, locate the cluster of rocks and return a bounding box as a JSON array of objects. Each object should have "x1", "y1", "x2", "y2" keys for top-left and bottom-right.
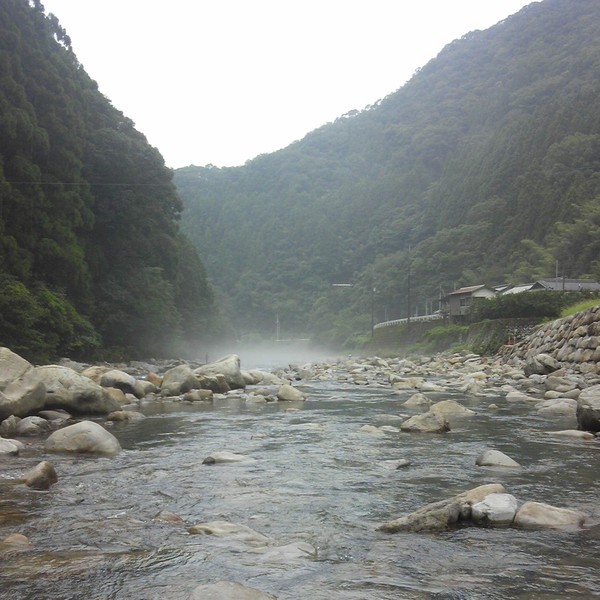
[
  {"x1": 0, "y1": 349, "x2": 308, "y2": 452},
  {"x1": 378, "y1": 482, "x2": 591, "y2": 533}
]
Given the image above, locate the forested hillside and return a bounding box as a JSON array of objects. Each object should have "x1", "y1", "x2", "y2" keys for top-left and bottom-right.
[
  {"x1": 176, "y1": 0, "x2": 600, "y2": 347},
  {"x1": 0, "y1": 0, "x2": 217, "y2": 361}
]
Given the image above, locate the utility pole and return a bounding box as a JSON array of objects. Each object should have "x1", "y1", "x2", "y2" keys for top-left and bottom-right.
[{"x1": 406, "y1": 245, "x2": 412, "y2": 328}]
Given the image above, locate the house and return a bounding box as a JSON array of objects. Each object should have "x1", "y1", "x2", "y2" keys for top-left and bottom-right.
[
  {"x1": 444, "y1": 284, "x2": 497, "y2": 318},
  {"x1": 528, "y1": 278, "x2": 600, "y2": 292}
]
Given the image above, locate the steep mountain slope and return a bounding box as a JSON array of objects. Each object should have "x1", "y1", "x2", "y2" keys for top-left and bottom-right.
[
  {"x1": 0, "y1": 0, "x2": 217, "y2": 360},
  {"x1": 176, "y1": 0, "x2": 600, "y2": 346}
]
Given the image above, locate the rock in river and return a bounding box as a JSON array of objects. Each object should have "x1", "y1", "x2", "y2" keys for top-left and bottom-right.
[
  {"x1": 45, "y1": 420, "x2": 121, "y2": 455},
  {"x1": 514, "y1": 501, "x2": 589, "y2": 529},
  {"x1": 400, "y1": 410, "x2": 450, "y2": 433},
  {"x1": 187, "y1": 581, "x2": 277, "y2": 600}
]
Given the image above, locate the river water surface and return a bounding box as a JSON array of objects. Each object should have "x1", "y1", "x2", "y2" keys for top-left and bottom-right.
[{"x1": 1, "y1": 356, "x2": 600, "y2": 599}]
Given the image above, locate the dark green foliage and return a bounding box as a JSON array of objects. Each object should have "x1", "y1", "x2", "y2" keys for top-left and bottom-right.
[
  {"x1": 470, "y1": 291, "x2": 594, "y2": 321},
  {"x1": 0, "y1": 0, "x2": 216, "y2": 360},
  {"x1": 176, "y1": 0, "x2": 600, "y2": 344}
]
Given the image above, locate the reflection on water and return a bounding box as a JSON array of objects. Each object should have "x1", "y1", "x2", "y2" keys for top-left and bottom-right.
[{"x1": 2, "y1": 372, "x2": 600, "y2": 599}]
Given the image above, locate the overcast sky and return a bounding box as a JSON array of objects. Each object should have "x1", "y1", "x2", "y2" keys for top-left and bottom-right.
[{"x1": 42, "y1": 0, "x2": 534, "y2": 169}]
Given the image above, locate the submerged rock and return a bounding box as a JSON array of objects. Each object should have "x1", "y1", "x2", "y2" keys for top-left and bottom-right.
[
  {"x1": 202, "y1": 451, "x2": 255, "y2": 465},
  {"x1": 187, "y1": 581, "x2": 277, "y2": 600},
  {"x1": 187, "y1": 520, "x2": 270, "y2": 546}
]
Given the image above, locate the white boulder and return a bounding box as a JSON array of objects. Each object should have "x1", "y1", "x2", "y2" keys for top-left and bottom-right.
[{"x1": 45, "y1": 420, "x2": 121, "y2": 455}]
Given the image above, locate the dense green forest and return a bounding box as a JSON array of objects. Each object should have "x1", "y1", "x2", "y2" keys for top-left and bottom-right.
[
  {"x1": 0, "y1": 0, "x2": 218, "y2": 362},
  {"x1": 176, "y1": 0, "x2": 600, "y2": 347}
]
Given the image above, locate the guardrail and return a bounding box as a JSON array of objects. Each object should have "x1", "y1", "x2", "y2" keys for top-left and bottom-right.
[{"x1": 373, "y1": 313, "x2": 443, "y2": 330}]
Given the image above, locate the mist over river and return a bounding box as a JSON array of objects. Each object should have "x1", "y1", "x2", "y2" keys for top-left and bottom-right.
[{"x1": 2, "y1": 350, "x2": 600, "y2": 599}]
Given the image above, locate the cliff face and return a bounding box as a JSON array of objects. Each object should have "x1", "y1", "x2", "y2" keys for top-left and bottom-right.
[{"x1": 512, "y1": 306, "x2": 600, "y2": 373}]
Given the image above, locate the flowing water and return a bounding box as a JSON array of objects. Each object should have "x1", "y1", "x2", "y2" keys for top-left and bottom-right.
[{"x1": 1, "y1": 358, "x2": 600, "y2": 599}]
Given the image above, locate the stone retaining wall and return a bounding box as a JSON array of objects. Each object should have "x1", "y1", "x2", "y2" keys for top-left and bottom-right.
[{"x1": 511, "y1": 305, "x2": 600, "y2": 373}]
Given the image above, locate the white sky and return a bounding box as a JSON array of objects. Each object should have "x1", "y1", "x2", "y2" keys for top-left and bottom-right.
[{"x1": 42, "y1": 0, "x2": 534, "y2": 169}]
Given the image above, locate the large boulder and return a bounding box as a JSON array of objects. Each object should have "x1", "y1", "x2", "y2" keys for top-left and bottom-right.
[
  {"x1": 0, "y1": 371, "x2": 46, "y2": 420},
  {"x1": 29, "y1": 366, "x2": 120, "y2": 415},
  {"x1": 576, "y1": 384, "x2": 600, "y2": 432},
  {"x1": 0, "y1": 347, "x2": 32, "y2": 390},
  {"x1": 194, "y1": 355, "x2": 246, "y2": 390},
  {"x1": 160, "y1": 364, "x2": 201, "y2": 396},
  {"x1": 45, "y1": 420, "x2": 121, "y2": 455},
  {"x1": 378, "y1": 483, "x2": 506, "y2": 533},
  {"x1": 524, "y1": 353, "x2": 560, "y2": 376},
  {"x1": 400, "y1": 410, "x2": 450, "y2": 433},
  {"x1": 514, "y1": 501, "x2": 588, "y2": 529},
  {"x1": 100, "y1": 369, "x2": 145, "y2": 398}
]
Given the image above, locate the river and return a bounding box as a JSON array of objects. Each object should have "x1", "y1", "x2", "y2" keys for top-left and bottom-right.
[{"x1": 1, "y1": 353, "x2": 600, "y2": 599}]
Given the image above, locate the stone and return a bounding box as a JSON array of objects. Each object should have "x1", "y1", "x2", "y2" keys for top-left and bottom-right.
[
  {"x1": 187, "y1": 581, "x2": 277, "y2": 600},
  {"x1": 545, "y1": 375, "x2": 578, "y2": 393},
  {"x1": 576, "y1": 384, "x2": 600, "y2": 432},
  {"x1": 403, "y1": 392, "x2": 431, "y2": 407},
  {"x1": 359, "y1": 424, "x2": 385, "y2": 435},
  {"x1": 100, "y1": 369, "x2": 144, "y2": 398},
  {"x1": 0, "y1": 371, "x2": 46, "y2": 420},
  {"x1": 505, "y1": 390, "x2": 534, "y2": 402},
  {"x1": 45, "y1": 420, "x2": 121, "y2": 455},
  {"x1": 248, "y1": 370, "x2": 287, "y2": 385},
  {"x1": 194, "y1": 354, "x2": 246, "y2": 390},
  {"x1": 254, "y1": 541, "x2": 317, "y2": 562},
  {"x1": 0, "y1": 415, "x2": 21, "y2": 436},
  {"x1": 476, "y1": 449, "x2": 521, "y2": 468},
  {"x1": 106, "y1": 410, "x2": 145, "y2": 421},
  {"x1": 38, "y1": 409, "x2": 71, "y2": 423},
  {"x1": 0, "y1": 347, "x2": 32, "y2": 390},
  {"x1": 80, "y1": 365, "x2": 109, "y2": 383},
  {"x1": 187, "y1": 520, "x2": 270, "y2": 546},
  {"x1": 0, "y1": 438, "x2": 20, "y2": 455},
  {"x1": 544, "y1": 429, "x2": 595, "y2": 440},
  {"x1": 153, "y1": 510, "x2": 185, "y2": 524},
  {"x1": 535, "y1": 398, "x2": 577, "y2": 416},
  {"x1": 30, "y1": 365, "x2": 120, "y2": 415},
  {"x1": 277, "y1": 384, "x2": 305, "y2": 402},
  {"x1": 514, "y1": 501, "x2": 588, "y2": 529},
  {"x1": 161, "y1": 364, "x2": 201, "y2": 396},
  {"x1": 183, "y1": 389, "x2": 213, "y2": 402},
  {"x1": 525, "y1": 353, "x2": 560, "y2": 376},
  {"x1": 400, "y1": 410, "x2": 450, "y2": 433},
  {"x1": 23, "y1": 460, "x2": 58, "y2": 490},
  {"x1": 471, "y1": 493, "x2": 518, "y2": 525},
  {"x1": 202, "y1": 451, "x2": 255, "y2": 465},
  {"x1": 378, "y1": 483, "x2": 506, "y2": 533},
  {"x1": 0, "y1": 533, "x2": 32, "y2": 555},
  {"x1": 430, "y1": 399, "x2": 476, "y2": 417},
  {"x1": 15, "y1": 416, "x2": 51, "y2": 436}
]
